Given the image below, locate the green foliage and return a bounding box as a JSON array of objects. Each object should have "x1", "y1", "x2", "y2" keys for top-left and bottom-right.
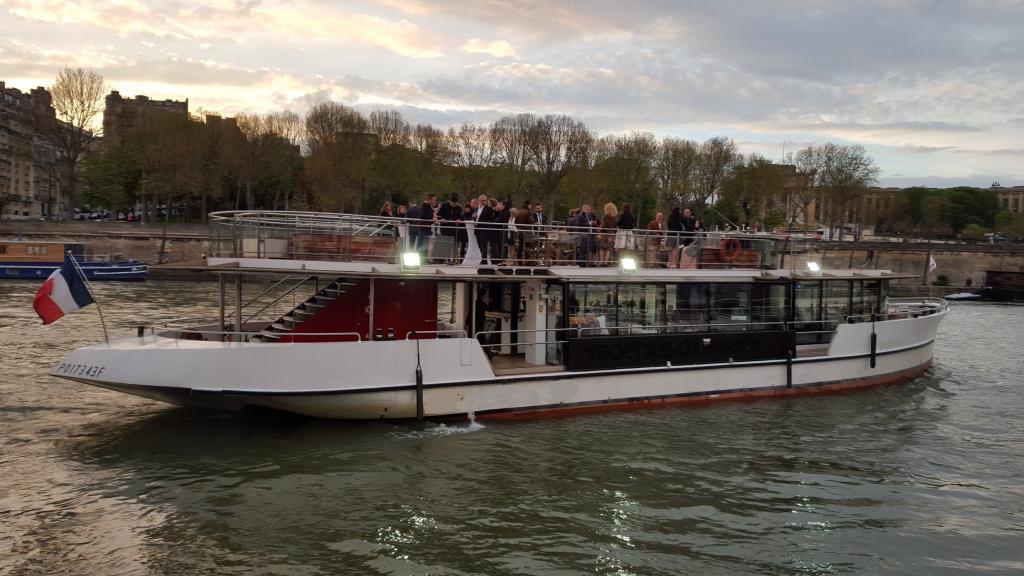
[
  {"x1": 961, "y1": 223, "x2": 988, "y2": 242},
  {"x1": 995, "y1": 210, "x2": 1024, "y2": 239},
  {"x1": 894, "y1": 186, "x2": 999, "y2": 236}
]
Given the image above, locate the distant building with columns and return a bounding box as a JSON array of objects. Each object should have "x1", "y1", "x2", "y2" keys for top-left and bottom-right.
[{"x1": 994, "y1": 184, "x2": 1024, "y2": 213}]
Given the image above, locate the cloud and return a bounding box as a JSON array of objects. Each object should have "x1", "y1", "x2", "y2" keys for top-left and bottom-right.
[
  {"x1": 461, "y1": 38, "x2": 517, "y2": 58},
  {"x1": 2, "y1": 0, "x2": 445, "y2": 58}
]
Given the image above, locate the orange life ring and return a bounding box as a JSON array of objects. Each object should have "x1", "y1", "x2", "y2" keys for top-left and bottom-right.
[{"x1": 719, "y1": 238, "x2": 743, "y2": 262}]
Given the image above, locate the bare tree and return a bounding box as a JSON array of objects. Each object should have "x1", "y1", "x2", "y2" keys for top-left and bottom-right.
[
  {"x1": 491, "y1": 113, "x2": 539, "y2": 196},
  {"x1": 447, "y1": 122, "x2": 493, "y2": 198},
  {"x1": 303, "y1": 102, "x2": 372, "y2": 211},
  {"x1": 304, "y1": 102, "x2": 368, "y2": 151},
  {"x1": 592, "y1": 132, "x2": 659, "y2": 221},
  {"x1": 47, "y1": 67, "x2": 106, "y2": 217},
  {"x1": 368, "y1": 110, "x2": 411, "y2": 147},
  {"x1": 410, "y1": 123, "x2": 451, "y2": 163},
  {"x1": 792, "y1": 143, "x2": 879, "y2": 239},
  {"x1": 655, "y1": 137, "x2": 699, "y2": 209},
  {"x1": 264, "y1": 110, "x2": 305, "y2": 147},
  {"x1": 694, "y1": 136, "x2": 739, "y2": 218},
  {"x1": 787, "y1": 148, "x2": 820, "y2": 229},
  {"x1": 816, "y1": 143, "x2": 879, "y2": 239},
  {"x1": 529, "y1": 114, "x2": 592, "y2": 210}
]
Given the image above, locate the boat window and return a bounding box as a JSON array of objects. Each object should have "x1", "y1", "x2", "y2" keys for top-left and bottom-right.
[
  {"x1": 666, "y1": 283, "x2": 709, "y2": 331},
  {"x1": 615, "y1": 284, "x2": 662, "y2": 334},
  {"x1": 752, "y1": 284, "x2": 787, "y2": 329},
  {"x1": 709, "y1": 283, "x2": 751, "y2": 330},
  {"x1": 437, "y1": 281, "x2": 457, "y2": 335},
  {"x1": 545, "y1": 283, "x2": 564, "y2": 364},
  {"x1": 0, "y1": 245, "x2": 7, "y2": 255},
  {"x1": 823, "y1": 280, "x2": 852, "y2": 327},
  {"x1": 860, "y1": 280, "x2": 881, "y2": 317},
  {"x1": 568, "y1": 283, "x2": 614, "y2": 336},
  {"x1": 794, "y1": 280, "x2": 821, "y2": 322}
]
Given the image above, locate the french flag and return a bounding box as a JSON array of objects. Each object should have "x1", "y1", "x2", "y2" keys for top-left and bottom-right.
[{"x1": 33, "y1": 258, "x2": 94, "y2": 325}]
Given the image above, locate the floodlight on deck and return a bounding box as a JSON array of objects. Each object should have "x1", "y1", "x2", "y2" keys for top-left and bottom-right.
[
  {"x1": 401, "y1": 252, "x2": 421, "y2": 271},
  {"x1": 806, "y1": 261, "x2": 821, "y2": 274},
  {"x1": 620, "y1": 257, "x2": 638, "y2": 273}
]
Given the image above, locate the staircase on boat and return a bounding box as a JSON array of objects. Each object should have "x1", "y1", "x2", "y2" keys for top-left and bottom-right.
[{"x1": 250, "y1": 279, "x2": 361, "y2": 343}]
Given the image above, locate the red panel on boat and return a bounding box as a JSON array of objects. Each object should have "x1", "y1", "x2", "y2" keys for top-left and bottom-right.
[{"x1": 284, "y1": 279, "x2": 437, "y2": 342}]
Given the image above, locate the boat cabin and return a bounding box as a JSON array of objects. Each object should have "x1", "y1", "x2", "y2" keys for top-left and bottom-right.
[{"x1": 143, "y1": 210, "x2": 914, "y2": 375}]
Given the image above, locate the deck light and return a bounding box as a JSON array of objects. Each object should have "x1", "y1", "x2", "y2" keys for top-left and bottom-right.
[
  {"x1": 401, "y1": 251, "x2": 421, "y2": 271},
  {"x1": 806, "y1": 261, "x2": 821, "y2": 274},
  {"x1": 619, "y1": 257, "x2": 638, "y2": 273}
]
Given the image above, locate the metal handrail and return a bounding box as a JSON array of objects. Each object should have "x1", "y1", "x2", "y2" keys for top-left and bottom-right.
[
  {"x1": 224, "y1": 274, "x2": 302, "y2": 320},
  {"x1": 575, "y1": 320, "x2": 787, "y2": 336},
  {"x1": 155, "y1": 328, "x2": 362, "y2": 341},
  {"x1": 404, "y1": 329, "x2": 468, "y2": 339},
  {"x1": 207, "y1": 209, "x2": 796, "y2": 270},
  {"x1": 241, "y1": 275, "x2": 314, "y2": 325}
]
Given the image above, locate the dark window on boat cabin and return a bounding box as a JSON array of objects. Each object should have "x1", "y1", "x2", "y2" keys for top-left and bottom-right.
[
  {"x1": 437, "y1": 281, "x2": 457, "y2": 334},
  {"x1": 850, "y1": 280, "x2": 882, "y2": 319},
  {"x1": 568, "y1": 283, "x2": 616, "y2": 336},
  {"x1": 615, "y1": 283, "x2": 663, "y2": 334},
  {"x1": 752, "y1": 283, "x2": 787, "y2": 329},
  {"x1": 667, "y1": 283, "x2": 709, "y2": 330},
  {"x1": 708, "y1": 283, "x2": 751, "y2": 329},
  {"x1": 793, "y1": 280, "x2": 822, "y2": 344},
  {"x1": 823, "y1": 280, "x2": 852, "y2": 328}
]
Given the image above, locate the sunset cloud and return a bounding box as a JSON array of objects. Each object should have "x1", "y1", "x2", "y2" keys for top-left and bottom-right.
[
  {"x1": 461, "y1": 38, "x2": 517, "y2": 58},
  {"x1": 1, "y1": 0, "x2": 1022, "y2": 185}
]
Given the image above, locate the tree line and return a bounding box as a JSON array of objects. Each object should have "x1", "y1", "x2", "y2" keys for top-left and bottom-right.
[{"x1": 48, "y1": 67, "x2": 1015, "y2": 239}]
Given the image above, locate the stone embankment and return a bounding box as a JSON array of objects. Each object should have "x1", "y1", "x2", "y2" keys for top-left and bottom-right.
[
  {"x1": 0, "y1": 220, "x2": 208, "y2": 268},
  {"x1": 3, "y1": 221, "x2": 1022, "y2": 292},
  {"x1": 806, "y1": 240, "x2": 1024, "y2": 294}
]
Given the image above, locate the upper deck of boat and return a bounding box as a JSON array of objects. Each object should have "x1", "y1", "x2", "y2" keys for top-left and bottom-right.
[{"x1": 204, "y1": 210, "x2": 900, "y2": 282}]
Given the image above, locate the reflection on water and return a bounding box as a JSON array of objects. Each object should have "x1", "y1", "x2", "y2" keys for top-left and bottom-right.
[{"x1": 2, "y1": 281, "x2": 1023, "y2": 575}]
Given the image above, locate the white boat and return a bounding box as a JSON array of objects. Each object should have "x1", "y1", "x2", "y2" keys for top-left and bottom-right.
[{"x1": 51, "y1": 211, "x2": 947, "y2": 420}]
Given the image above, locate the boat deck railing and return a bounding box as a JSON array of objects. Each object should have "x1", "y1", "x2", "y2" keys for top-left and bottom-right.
[
  {"x1": 208, "y1": 210, "x2": 820, "y2": 272},
  {"x1": 140, "y1": 296, "x2": 943, "y2": 347}
]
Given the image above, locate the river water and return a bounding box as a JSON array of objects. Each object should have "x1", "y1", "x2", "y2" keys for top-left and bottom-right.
[{"x1": 1, "y1": 281, "x2": 1022, "y2": 575}]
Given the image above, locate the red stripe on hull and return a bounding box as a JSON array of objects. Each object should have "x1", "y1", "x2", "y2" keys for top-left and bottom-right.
[{"x1": 476, "y1": 360, "x2": 933, "y2": 422}]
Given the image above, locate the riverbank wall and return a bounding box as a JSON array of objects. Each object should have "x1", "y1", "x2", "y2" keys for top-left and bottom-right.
[
  {"x1": 0, "y1": 220, "x2": 208, "y2": 265},
  {"x1": 4, "y1": 221, "x2": 1023, "y2": 292}
]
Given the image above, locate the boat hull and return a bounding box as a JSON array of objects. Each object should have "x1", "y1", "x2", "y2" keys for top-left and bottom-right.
[
  {"x1": 52, "y1": 310, "x2": 943, "y2": 419},
  {"x1": 1, "y1": 262, "x2": 148, "y2": 281}
]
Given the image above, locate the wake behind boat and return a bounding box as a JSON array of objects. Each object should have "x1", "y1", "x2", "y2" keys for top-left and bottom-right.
[{"x1": 51, "y1": 211, "x2": 945, "y2": 419}]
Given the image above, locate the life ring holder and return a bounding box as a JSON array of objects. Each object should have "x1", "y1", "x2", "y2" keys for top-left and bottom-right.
[{"x1": 719, "y1": 238, "x2": 743, "y2": 262}]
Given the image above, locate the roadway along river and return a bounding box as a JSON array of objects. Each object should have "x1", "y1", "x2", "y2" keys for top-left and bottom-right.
[{"x1": 1, "y1": 281, "x2": 1022, "y2": 575}]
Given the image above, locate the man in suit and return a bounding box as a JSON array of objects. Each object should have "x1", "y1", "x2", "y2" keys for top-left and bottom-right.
[
  {"x1": 437, "y1": 193, "x2": 459, "y2": 237},
  {"x1": 575, "y1": 204, "x2": 597, "y2": 267},
  {"x1": 531, "y1": 202, "x2": 546, "y2": 226},
  {"x1": 407, "y1": 201, "x2": 422, "y2": 251}
]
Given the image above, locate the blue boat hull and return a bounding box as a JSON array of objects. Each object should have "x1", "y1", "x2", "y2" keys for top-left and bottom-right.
[{"x1": 1, "y1": 261, "x2": 149, "y2": 281}]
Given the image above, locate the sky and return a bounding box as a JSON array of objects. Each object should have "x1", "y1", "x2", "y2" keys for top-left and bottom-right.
[{"x1": 1, "y1": 0, "x2": 1022, "y2": 187}]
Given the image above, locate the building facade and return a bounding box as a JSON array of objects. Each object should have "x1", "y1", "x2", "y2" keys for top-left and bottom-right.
[
  {"x1": 995, "y1": 186, "x2": 1024, "y2": 214},
  {"x1": 102, "y1": 91, "x2": 188, "y2": 149},
  {"x1": 0, "y1": 81, "x2": 64, "y2": 219}
]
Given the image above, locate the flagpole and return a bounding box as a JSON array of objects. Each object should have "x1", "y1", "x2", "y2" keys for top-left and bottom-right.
[{"x1": 67, "y1": 251, "x2": 109, "y2": 343}]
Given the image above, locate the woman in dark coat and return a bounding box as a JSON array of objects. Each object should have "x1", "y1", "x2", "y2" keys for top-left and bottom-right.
[{"x1": 666, "y1": 207, "x2": 683, "y2": 268}]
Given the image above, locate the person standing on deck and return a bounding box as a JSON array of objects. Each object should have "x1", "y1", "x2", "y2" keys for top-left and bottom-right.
[{"x1": 575, "y1": 204, "x2": 597, "y2": 267}]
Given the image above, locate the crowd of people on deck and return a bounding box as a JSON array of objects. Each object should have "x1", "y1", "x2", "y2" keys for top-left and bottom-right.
[{"x1": 378, "y1": 194, "x2": 708, "y2": 268}]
